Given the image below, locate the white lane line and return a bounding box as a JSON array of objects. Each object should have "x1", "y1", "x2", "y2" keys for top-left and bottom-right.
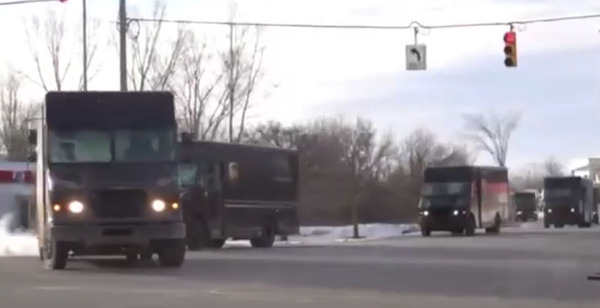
[{"x1": 33, "y1": 286, "x2": 83, "y2": 291}]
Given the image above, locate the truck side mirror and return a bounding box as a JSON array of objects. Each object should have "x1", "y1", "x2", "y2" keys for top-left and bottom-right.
[
  {"x1": 180, "y1": 132, "x2": 193, "y2": 144},
  {"x1": 28, "y1": 129, "x2": 37, "y2": 145}
]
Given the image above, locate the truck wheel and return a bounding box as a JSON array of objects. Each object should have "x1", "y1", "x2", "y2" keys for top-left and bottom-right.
[
  {"x1": 208, "y1": 239, "x2": 226, "y2": 249},
  {"x1": 250, "y1": 226, "x2": 275, "y2": 248},
  {"x1": 420, "y1": 226, "x2": 431, "y2": 237},
  {"x1": 44, "y1": 239, "x2": 68, "y2": 270},
  {"x1": 139, "y1": 251, "x2": 153, "y2": 261},
  {"x1": 554, "y1": 223, "x2": 564, "y2": 228},
  {"x1": 126, "y1": 252, "x2": 138, "y2": 263},
  {"x1": 465, "y1": 215, "x2": 476, "y2": 237},
  {"x1": 451, "y1": 228, "x2": 463, "y2": 236},
  {"x1": 158, "y1": 240, "x2": 186, "y2": 268},
  {"x1": 544, "y1": 221, "x2": 550, "y2": 229},
  {"x1": 485, "y1": 215, "x2": 501, "y2": 235},
  {"x1": 186, "y1": 219, "x2": 208, "y2": 251}
]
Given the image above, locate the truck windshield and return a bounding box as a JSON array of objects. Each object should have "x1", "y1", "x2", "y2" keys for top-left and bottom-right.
[
  {"x1": 48, "y1": 128, "x2": 175, "y2": 163},
  {"x1": 544, "y1": 188, "x2": 575, "y2": 199},
  {"x1": 514, "y1": 194, "x2": 536, "y2": 209},
  {"x1": 49, "y1": 130, "x2": 111, "y2": 163},
  {"x1": 178, "y1": 164, "x2": 197, "y2": 187},
  {"x1": 421, "y1": 182, "x2": 470, "y2": 196},
  {"x1": 114, "y1": 129, "x2": 175, "y2": 162},
  {"x1": 420, "y1": 182, "x2": 470, "y2": 208},
  {"x1": 177, "y1": 163, "x2": 218, "y2": 190}
]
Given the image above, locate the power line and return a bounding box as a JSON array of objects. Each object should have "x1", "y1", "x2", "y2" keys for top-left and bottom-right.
[
  {"x1": 0, "y1": 0, "x2": 55, "y2": 5},
  {"x1": 128, "y1": 12, "x2": 600, "y2": 30}
]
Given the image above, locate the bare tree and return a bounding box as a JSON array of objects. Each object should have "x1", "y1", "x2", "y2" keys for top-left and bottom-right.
[
  {"x1": 222, "y1": 4, "x2": 266, "y2": 143},
  {"x1": 125, "y1": 0, "x2": 187, "y2": 91},
  {"x1": 543, "y1": 157, "x2": 565, "y2": 176},
  {"x1": 341, "y1": 119, "x2": 396, "y2": 238},
  {"x1": 23, "y1": 9, "x2": 101, "y2": 91},
  {"x1": 0, "y1": 72, "x2": 35, "y2": 161},
  {"x1": 402, "y1": 128, "x2": 472, "y2": 178},
  {"x1": 175, "y1": 5, "x2": 267, "y2": 142},
  {"x1": 462, "y1": 111, "x2": 520, "y2": 167},
  {"x1": 174, "y1": 30, "x2": 224, "y2": 140},
  {"x1": 510, "y1": 157, "x2": 564, "y2": 191},
  {"x1": 243, "y1": 120, "x2": 305, "y2": 149}
]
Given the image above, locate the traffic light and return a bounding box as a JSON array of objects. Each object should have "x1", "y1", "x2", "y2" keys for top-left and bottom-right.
[{"x1": 503, "y1": 31, "x2": 517, "y2": 67}]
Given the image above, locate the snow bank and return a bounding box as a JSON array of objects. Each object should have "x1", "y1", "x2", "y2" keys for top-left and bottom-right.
[
  {"x1": 299, "y1": 223, "x2": 420, "y2": 240},
  {"x1": 0, "y1": 213, "x2": 38, "y2": 257}
]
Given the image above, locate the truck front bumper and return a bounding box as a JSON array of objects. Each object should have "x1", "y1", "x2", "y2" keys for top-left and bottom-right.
[
  {"x1": 51, "y1": 222, "x2": 186, "y2": 246},
  {"x1": 419, "y1": 215, "x2": 467, "y2": 231}
]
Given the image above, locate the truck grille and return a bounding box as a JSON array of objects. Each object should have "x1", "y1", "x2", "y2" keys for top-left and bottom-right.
[
  {"x1": 89, "y1": 189, "x2": 148, "y2": 218},
  {"x1": 430, "y1": 208, "x2": 452, "y2": 219}
]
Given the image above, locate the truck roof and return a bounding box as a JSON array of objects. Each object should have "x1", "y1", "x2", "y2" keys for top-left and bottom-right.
[
  {"x1": 180, "y1": 141, "x2": 297, "y2": 154},
  {"x1": 424, "y1": 165, "x2": 508, "y2": 182},
  {"x1": 45, "y1": 91, "x2": 175, "y2": 129}
]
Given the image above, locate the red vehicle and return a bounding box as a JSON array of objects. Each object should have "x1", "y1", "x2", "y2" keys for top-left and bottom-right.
[{"x1": 418, "y1": 166, "x2": 509, "y2": 236}]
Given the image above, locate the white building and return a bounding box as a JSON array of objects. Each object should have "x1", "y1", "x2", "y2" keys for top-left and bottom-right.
[
  {"x1": 0, "y1": 161, "x2": 34, "y2": 231},
  {"x1": 570, "y1": 157, "x2": 600, "y2": 185}
]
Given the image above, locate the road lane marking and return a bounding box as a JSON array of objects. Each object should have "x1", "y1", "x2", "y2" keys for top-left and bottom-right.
[{"x1": 34, "y1": 286, "x2": 83, "y2": 291}]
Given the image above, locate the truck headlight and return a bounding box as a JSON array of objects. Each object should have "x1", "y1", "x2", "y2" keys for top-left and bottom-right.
[
  {"x1": 151, "y1": 199, "x2": 166, "y2": 212},
  {"x1": 422, "y1": 210, "x2": 429, "y2": 216},
  {"x1": 516, "y1": 211, "x2": 522, "y2": 215},
  {"x1": 571, "y1": 208, "x2": 575, "y2": 213},
  {"x1": 68, "y1": 201, "x2": 84, "y2": 214}
]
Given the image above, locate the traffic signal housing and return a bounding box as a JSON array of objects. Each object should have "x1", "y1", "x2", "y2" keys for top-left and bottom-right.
[{"x1": 503, "y1": 31, "x2": 517, "y2": 67}]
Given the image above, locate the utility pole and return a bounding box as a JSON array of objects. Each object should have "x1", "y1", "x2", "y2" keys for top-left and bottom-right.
[
  {"x1": 119, "y1": 0, "x2": 127, "y2": 91},
  {"x1": 82, "y1": 0, "x2": 87, "y2": 90},
  {"x1": 228, "y1": 22, "x2": 234, "y2": 142}
]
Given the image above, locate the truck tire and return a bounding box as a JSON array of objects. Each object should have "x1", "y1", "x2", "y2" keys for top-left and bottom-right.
[
  {"x1": 158, "y1": 240, "x2": 186, "y2": 268},
  {"x1": 465, "y1": 215, "x2": 476, "y2": 237},
  {"x1": 126, "y1": 252, "x2": 138, "y2": 263},
  {"x1": 451, "y1": 228, "x2": 463, "y2": 236},
  {"x1": 186, "y1": 219, "x2": 208, "y2": 251},
  {"x1": 208, "y1": 239, "x2": 226, "y2": 249},
  {"x1": 554, "y1": 223, "x2": 564, "y2": 228},
  {"x1": 485, "y1": 215, "x2": 501, "y2": 235},
  {"x1": 140, "y1": 251, "x2": 153, "y2": 261},
  {"x1": 250, "y1": 226, "x2": 275, "y2": 248},
  {"x1": 44, "y1": 239, "x2": 68, "y2": 270},
  {"x1": 420, "y1": 226, "x2": 431, "y2": 237},
  {"x1": 544, "y1": 221, "x2": 550, "y2": 229}
]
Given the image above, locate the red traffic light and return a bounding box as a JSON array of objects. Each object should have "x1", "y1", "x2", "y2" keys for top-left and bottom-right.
[{"x1": 503, "y1": 31, "x2": 516, "y2": 44}]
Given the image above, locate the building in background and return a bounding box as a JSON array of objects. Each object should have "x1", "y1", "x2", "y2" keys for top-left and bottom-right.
[
  {"x1": 0, "y1": 161, "x2": 34, "y2": 231},
  {"x1": 570, "y1": 157, "x2": 600, "y2": 184}
]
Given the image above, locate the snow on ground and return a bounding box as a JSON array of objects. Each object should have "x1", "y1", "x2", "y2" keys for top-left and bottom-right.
[
  {"x1": 0, "y1": 213, "x2": 38, "y2": 257},
  {"x1": 298, "y1": 223, "x2": 420, "y2": 242},
  {"x1": 225, "y1": 223, "x2": 420, "y2": 247}
]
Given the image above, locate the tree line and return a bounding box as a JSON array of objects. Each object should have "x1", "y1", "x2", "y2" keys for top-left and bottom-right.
[{"x1": 0, "y1": 1, "x2": 567, "y2": 230}]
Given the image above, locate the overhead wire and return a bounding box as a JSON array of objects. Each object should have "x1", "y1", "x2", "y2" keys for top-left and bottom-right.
[
  {"x1": 0, "y1": 0, "x2": 55, "y2": 5},
  {"x1": 127, "y1": 13, "x2": 600, "y2": 30}
]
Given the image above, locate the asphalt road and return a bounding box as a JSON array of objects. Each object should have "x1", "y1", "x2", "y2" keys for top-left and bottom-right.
[{"x1": 2, "y1": 222, "x2": 600, "y2": 308}]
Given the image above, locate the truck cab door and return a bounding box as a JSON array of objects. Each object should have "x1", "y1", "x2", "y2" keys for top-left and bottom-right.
[{"x1": 203, "y1": 163, "x2": 224, "y2": 238}]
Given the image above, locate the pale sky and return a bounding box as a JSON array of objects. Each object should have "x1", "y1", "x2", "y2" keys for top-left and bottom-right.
[{"x1": 0, "y1": 0, "x2": 599, "y2": 172}]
